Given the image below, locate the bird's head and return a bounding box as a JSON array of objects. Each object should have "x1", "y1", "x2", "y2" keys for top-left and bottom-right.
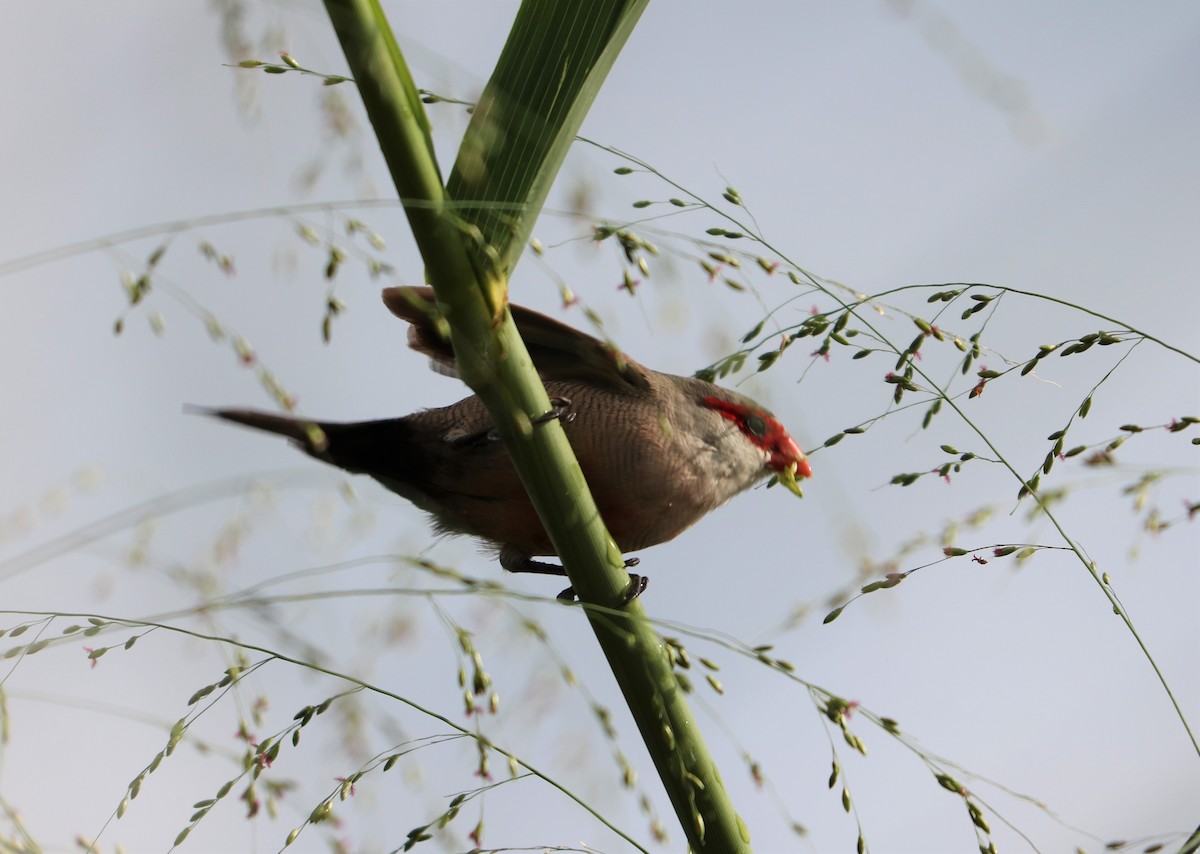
[{"x1": 701, "y1": 395, "x2": 812, "y2": 486}]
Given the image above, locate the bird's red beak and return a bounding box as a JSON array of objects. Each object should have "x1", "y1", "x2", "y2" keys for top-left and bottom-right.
[{"x1": 773, "y1": 435, "x2": 812, "y2": 479}]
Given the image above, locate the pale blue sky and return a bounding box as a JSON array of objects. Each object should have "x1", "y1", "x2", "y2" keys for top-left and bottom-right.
[{"x1": 2, "y1": 3, "x2": 1197, "y2": 852}]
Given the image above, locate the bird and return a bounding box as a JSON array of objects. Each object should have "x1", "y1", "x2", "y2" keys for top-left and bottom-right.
[{"x1": 198, "y1": 286, "x2": 810, "y2": 598}]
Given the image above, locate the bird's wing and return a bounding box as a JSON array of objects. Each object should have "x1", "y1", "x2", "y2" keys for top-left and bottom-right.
[{"x1": 381, "y1": 286, "x2": 651, "y2": 394}]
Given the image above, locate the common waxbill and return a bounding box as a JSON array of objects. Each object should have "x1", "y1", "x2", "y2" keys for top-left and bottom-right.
[{"x1": 200, "y1": 286, "x2": 810, "y2": 596}]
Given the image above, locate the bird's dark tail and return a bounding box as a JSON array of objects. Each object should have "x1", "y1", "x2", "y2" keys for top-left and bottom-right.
[
  {"x1": 188, "y1": 406, "x2": 424, "y2": 482},
  {"x1": 189, "y1": 405, "x2": 331, "y2": 452}
]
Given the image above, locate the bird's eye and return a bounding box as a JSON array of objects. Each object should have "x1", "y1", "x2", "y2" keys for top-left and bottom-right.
[{"x1": 744, "y1": 414, "x2": 767, "y2": 437}]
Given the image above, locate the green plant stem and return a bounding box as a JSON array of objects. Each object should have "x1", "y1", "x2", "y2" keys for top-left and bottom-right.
[{"x1": 323, "y1": 1, "x2": 751, "y2": 849}]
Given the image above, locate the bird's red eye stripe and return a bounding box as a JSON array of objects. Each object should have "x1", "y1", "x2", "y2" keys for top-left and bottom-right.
[
  {"x1": 702, "y1": 396, "x2": 812, "y2": 478},
  {"x1": 703, "y1": 396, "x2": 769, "y2": 443}
]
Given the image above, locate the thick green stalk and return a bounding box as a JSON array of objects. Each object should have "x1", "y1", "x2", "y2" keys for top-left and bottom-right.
[
  {"x1": 323, "y1": 2, "x2": 750, "y2": 849},
  {"x1": 445, "y1": 0, "x2": 646, "y2": 279}
]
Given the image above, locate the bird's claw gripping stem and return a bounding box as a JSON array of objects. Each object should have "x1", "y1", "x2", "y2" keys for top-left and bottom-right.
[
  {"x1": 556, "y1": 559, "x2": 645, "y2": 604},
  {"x1": 532, "y1": 396, "x2": 576, "y2": 427}
]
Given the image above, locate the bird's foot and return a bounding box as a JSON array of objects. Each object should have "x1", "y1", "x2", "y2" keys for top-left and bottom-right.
[
  {"x1": 500, "y1": 549, "x2": 567, "y2": 577},
  {"x1": 556, "y1": 559, "x2": 646, "y2": 604},
  {"x1": 450, "y1": 397, "x2": 573, "y2": 449},
  {"x1": 622, "y1": 572, "x2": 649, "y2": 603},
  {"x1": 532, "y1": 396, "x2": 576, "y2": 426},
  {"x1": 501, "y1": 548, "x2": 644, "y2": 603}
]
